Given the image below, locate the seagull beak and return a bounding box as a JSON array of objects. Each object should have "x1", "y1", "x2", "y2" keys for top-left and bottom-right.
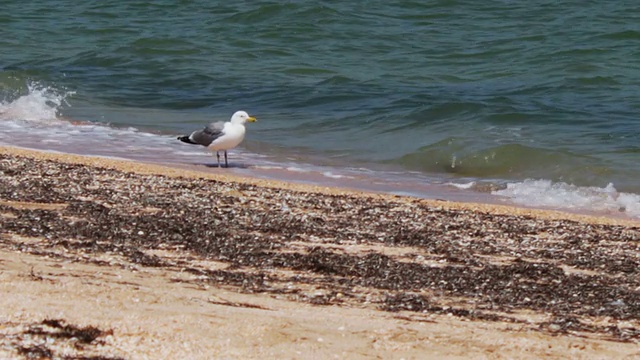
[{"x1": 247, "y1": 116, "x2": 257, "y2": 122}]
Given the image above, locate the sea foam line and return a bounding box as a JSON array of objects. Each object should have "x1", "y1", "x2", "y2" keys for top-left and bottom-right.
[{"x1": 493, "y1": 179, "x2": 640, "y2": 218}]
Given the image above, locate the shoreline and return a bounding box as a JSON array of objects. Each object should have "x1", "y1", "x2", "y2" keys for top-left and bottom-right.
[
  {"x1": 1, "y1": 145, "x2": 639, "y2": 358},
  {"x1": 2, "y1": 145, "x2": 638, "y2": 227}
]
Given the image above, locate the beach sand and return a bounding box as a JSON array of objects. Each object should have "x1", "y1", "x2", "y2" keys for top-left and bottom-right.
[{"x1": 1, "y1": 146, "x2": 639, "y2": 359}]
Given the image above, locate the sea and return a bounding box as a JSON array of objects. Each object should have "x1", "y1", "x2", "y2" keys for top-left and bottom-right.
[{"x1": 2, "y1": 1, "x2": 640, "y2": 218}]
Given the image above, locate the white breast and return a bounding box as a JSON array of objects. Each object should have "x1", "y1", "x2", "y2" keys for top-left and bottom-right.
[{"x1": 207, "y1": 123, "x2": 246, "y2": 151}]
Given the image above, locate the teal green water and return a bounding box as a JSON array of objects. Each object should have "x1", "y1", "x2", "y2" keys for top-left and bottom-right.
[{"x1": 2, "y1": 1, "x2": 640, "y2": 193}]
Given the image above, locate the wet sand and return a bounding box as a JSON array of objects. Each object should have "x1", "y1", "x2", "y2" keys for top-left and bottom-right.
[{"x1": 1, "y1": 146, "x2": 639, "y2": 359}]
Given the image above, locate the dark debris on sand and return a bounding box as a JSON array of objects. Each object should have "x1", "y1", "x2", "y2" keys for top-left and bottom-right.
[
  {"x1": 4, "y1": 318, "x2": 122, "y2": 360},
  {"x1": 1, "y1": 153, "x2": 639, "y2": 342}
]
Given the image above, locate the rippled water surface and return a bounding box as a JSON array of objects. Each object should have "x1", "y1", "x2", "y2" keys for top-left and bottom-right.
[{"x1": 3, "y1": 1, "x2": 640, "y2": 216}]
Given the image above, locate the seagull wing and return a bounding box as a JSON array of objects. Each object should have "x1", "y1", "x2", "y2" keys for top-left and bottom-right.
[{"x1": 188, "y1": 121, "x2": 226, "y2": 146}]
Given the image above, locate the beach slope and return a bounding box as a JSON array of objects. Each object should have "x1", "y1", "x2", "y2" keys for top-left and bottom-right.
[{"x1": 1, "y1": 147, "x2": 638, "y2": 359}]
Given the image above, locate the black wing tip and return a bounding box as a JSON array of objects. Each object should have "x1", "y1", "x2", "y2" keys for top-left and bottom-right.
[{"x1": 177, "y1": 135, "x2": 196, "y2": 144}]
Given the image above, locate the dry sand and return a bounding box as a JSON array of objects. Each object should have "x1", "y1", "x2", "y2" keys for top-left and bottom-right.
[{"x1": 1, "y1": 146, "x2": 639, "y2": 359}]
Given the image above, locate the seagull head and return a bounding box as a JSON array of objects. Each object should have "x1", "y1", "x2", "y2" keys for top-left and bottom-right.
[{"x1": 230, "y1": 110, "x2": 257, "y2": 124}]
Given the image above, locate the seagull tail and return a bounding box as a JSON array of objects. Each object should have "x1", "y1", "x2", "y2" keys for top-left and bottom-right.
[{"x1": 177, "y1": 135, "x2": 196, "y2": 144}]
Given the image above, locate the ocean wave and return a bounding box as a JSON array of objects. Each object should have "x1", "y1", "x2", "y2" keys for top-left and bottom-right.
[
  {"x1": 0, "y1": 82, "x2": 73, "y2": 123},
  {"x1": 493, "y1": 179, "x2": 640, "y2": 218},
  {"x1": 396, "y1": 141, "x2": 616, "y2": 184}
]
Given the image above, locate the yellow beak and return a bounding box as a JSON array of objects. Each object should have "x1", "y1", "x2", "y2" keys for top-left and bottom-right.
[{"x1": 247, "y1": 116, "x2": 257, "y2": 122}]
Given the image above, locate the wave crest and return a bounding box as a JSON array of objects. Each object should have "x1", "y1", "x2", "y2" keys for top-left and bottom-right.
[
  {"x1": 396, "y1": 140, "x2": 611, "y2": 183},
  {"x1": 0, "y1": 82, "x2": 73, "y2": 122},
  {"x1": 493, "y1": 179, "x2": 640, "y2": 218}
]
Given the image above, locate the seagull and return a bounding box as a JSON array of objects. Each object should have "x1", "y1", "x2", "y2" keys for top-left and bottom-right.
[{"x1": 177, "y1": 110, "x2": 257, "y2": 168}]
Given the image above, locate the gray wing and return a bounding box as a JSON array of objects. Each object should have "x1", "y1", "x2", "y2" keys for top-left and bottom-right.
[{"x1": 189, "y1": 121, "x2": 226, "y2": 146}]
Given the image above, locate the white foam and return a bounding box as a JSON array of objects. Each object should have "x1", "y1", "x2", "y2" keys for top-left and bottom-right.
[
  {"x1": 0, "y1": 82, "x2": 73, "y2": 123},
  {"x1": 0, "y1": 83, "x2": 195, "y2": 163},
  {"x1": 172, "y1": 150, "x2": 211, "y2": 157},
  {"x1": 448, "y1": 181, "x2": 476, "y2": 190},
  {"x1": 286, "y1": 166, "x2": 310, "y2": 173},
  {"x1": 322, "y1": 171, "x2": 353, "y2": 179},
  {"x1": 493, "y1": 179, "x2": 640, "y2": 217},
  {"x1": 253, "y1": 165, "x2": 284, "y2": 170}
]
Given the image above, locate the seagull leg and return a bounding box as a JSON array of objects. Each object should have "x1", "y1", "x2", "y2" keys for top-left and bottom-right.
[
  {"x1": 224, "y1": 151, "x2": 229, "y2": 168},
  {"x1": 216, "y1": 151, "x2": 221, "y2": 168}
]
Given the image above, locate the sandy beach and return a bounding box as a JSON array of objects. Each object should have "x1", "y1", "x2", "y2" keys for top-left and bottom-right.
[{"x1": 1, "y1": 146, "x2": 639, "y2": 359}]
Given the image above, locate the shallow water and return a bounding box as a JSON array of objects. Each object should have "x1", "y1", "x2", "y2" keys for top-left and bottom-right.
[{"x1": 2, "y1": 1, "x2": 640, "y2": 218}]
